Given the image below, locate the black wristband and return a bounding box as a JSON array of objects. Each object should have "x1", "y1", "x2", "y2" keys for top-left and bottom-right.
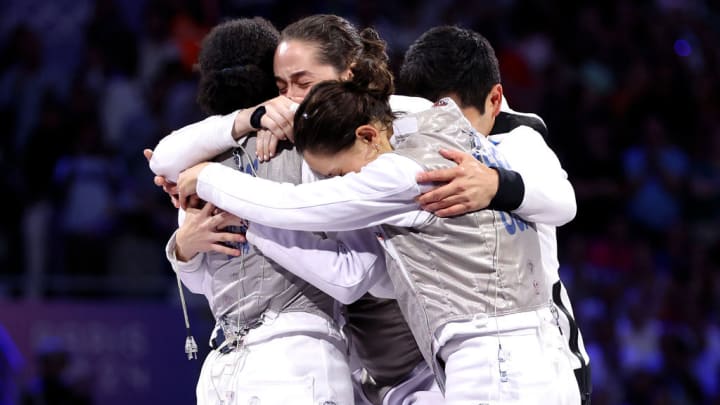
[
  {"x1": 488, "y1": 167, "x2": 525, "y2": 212},
  {"x1": 250, "y1": 106, "x2": 266, "y2": 129}
]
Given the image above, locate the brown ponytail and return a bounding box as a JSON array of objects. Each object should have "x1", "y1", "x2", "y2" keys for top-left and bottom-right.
[
  {"x1": 358, "y1": 27, "x2": 389, "y2": 67},
  {"x1": 346, "y1": 56, "x2": 394, "y2": 101}
]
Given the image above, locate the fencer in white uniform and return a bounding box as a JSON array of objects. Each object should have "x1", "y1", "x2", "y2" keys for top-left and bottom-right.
[
  {"x1": 169, "y1": 141, "x2": 370, "y2": 405},
  {"x1": 397, "y1": 26, "x2": 590, "y2": 404},
  {"x1": 157, "y1": 16, "x2": 360, "y2": 405},
  {"x1": 490, "y1": 99, "x2": 592, "y2": 403}
]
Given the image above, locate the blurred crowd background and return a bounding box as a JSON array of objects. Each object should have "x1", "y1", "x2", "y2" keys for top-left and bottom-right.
[{"x1": 0, "y1": 0, "x2": 718, "y2": 404}]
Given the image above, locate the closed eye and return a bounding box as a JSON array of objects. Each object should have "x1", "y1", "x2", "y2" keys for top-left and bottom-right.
[{"x1": 275, "y1": 80, "x2": 287, "y2": 95}]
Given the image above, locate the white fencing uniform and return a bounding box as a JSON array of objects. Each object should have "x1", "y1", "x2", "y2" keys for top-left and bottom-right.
[{"x1": 192, "y1": 99, "x2": 580, "y2": 404}]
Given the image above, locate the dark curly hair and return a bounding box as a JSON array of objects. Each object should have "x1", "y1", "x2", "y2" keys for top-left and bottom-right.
[
  {"x1": 196, "y1": 17, "x2": 279, "y2": 115},
  {"x1": 398, "y1": 26, "x2": 500, "y2": 114}
]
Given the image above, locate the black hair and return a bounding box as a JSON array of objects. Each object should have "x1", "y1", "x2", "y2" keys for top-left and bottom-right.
[
  {"x1": 196, "y1": 17, "x2": 279, "y2": 115},
  {"x1": 294, "y1": 56, "x2": 395, "y2": 155},
  {"x1": 398, "y1": 25, "x2": 501, "y2": 114},
  {"x1": 281, "y1": 14, "x2": 388, "y2": 75}
]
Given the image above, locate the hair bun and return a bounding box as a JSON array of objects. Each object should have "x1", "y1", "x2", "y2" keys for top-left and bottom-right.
[{"x1": 347, "y1": 57, "x2": 394, "y2": 100}]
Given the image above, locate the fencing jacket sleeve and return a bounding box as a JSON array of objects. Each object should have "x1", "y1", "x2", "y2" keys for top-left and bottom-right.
[
  {"x1": 163, "y1": 209, "x2": 209, "y2": 296},
  {"x1": 150, "y1": 111, "x2": 241, "y2": 182},
  {"x1": 490, "y1": 126, "x2": 576, "y2": 226},
  {"x1": 246, "y1": 225, "x2": 391, "y2": 304},
  {"x1": 196, "y1": 153, "x2": 434, "y2": 232},
  {"x1": 165, "y1": 231, "x2": 208, "y2": 296},
  {"x1": 150, "y1": 95, "x2": 429, "y2": 183},
  {"x1": 488, "y1": 167, "x2": 525, "y2": 212}
]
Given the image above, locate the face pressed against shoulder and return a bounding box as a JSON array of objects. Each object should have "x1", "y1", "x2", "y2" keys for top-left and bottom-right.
[
  {"x1": 302, "y1": 123, "x2": 393, "y2": 177},
  {"x1": 274, "y1": 40, "x2": 348, "y2": 103},
  {"x1": 442, "y1": 85, "x2": 503, "y2": 136},
  {"x1": 304, "y1": 146, "x2": 368, "y2": 178}
]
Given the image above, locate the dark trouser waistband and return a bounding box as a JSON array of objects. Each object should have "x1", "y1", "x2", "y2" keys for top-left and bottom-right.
[
  {"x1": 210, "y1": 317, "x2": 264, "y2": 354},
  {"x1": 210, "y1": 326, "x2": 237, "y2": 354},
  {"x1": 552, "y1": 281, "x2": 592, "y2": 405}
]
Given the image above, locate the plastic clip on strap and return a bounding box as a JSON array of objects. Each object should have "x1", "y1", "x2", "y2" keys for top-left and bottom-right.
[
  {"x1": 185, "y1": 335, "x2": 198, "y2": 360},
  {"x1": 498, "y1": 344, "x2": 509, "y2": 383},
  {"x1": 176, "y1": 274, "x2": 198, "y2": 360}
]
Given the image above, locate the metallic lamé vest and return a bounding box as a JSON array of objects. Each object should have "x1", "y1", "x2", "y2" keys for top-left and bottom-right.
[
  {"x1": 206, "y1": 138, "x2": 336, "y2": 331},
  {"x1": 379, "y1": 99, "x2": 549, "y2": 387}
]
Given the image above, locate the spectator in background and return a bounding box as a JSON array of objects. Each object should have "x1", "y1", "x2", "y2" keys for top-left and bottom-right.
[
  {"x1": 0, "y1": 25, "x2": 51, "y2": 155},
  {"x1": 52, "y1": 117, "x2": 122, "y2": 280},
  {"x1": 569, "y1": 117, "x2": 624, "y2": 233},
  {"x1": 137, "y1": 2, "x2": 180, "y2": 89},
  {"x1": 689, "y1": 120, "x2": 720, "y2": 241},
  {"x1": 615, "y1": 291, "x2": 664, "y2": 375},
  {"x1": 623, "y1": 114, "x2": 689, "y2": 241},
  {"x1": 0, "y1": 25, "x2": 54, "y2": 284},
  {"x1": 20, "y1": 93, "x2": 69, "y2": 298}
]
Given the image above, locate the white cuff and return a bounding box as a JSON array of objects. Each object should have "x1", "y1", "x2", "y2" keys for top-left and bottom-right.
[{"x1": 165, "y1": 231, "x2": 204, "y2": 273}]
